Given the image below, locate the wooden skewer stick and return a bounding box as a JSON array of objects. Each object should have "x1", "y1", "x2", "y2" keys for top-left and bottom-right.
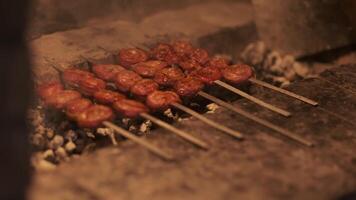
[
  {"x1": 103, "y1": 121, "x2": 174, "y2": 160},
  {"x1": 108, "y1": 132, "x2": 118, "y2": 146},
  {"x1": 214, "y1": 80, "x2": 292, "y2": 117},
  {"x1": 197, "y1": 91, "x2": 314, "y2": 147},
  {"x1": 170, "y1": 102, "x2": 244, "y2": 140},
  {"x1": 140, "y1": 113, "x2": 209, "y2": 150},
  {"x1": 249, "y1": 78, "x2": 318, "y2": 106}
]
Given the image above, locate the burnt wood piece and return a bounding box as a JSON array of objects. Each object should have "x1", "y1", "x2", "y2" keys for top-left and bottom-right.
[{"x1": 30, "y1": 65, "x2": 356, "y2": 200}]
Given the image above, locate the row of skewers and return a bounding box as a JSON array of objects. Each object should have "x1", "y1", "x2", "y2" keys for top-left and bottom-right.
[{"x1": 37, "y1": 41, "x2": 317, "y2": 160}]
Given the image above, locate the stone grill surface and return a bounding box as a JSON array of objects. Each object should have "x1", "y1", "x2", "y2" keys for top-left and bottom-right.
[
  {"x1": 30, "y1": 65, "x2": 356, "y2": 200},
  {"x1": 29, "y1": 2, "x2": 356, "y2": 200}
]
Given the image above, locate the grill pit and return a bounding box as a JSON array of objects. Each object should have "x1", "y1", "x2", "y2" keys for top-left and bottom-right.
[{"x1": 24, "y1": 1, "x2": 356, "y2": 200}]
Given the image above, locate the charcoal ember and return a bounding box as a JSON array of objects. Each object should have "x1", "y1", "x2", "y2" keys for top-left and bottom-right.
[
  {"x1": 28, "y1": 109, "x2": 45, "y2": 130},
  {"x1": 46, "y1": 129, "x2": 55, "y2": 139},
  {"x1": 31, "y1": 153, "x2": 56, "y2": 171},
  {"x1": 48, "y1": 135, "x2": 64, "y2": 149},
  {"x1": 57, "y1": 120, "x2": 71, "y2": 131},
  {"x1": 64, "y1": 130, "x2": 78, "y2": 141},
  {"x1": 64, "y1": 141, "x2": 76, "y2": 153},
  {"x1": 35, "y1": 125, "x2": 46, "y2": 135},
  {"x1": 72, "y1": 132, "x2": 96, "y2": 154},
  {"x1": 42, "y1": 149, "x2": 56, "y2": 163},
  {"x1": 31, "y1": 134, "x2": 46, "y2": 150},
  {"x1": 55, "y1": 147, "x2": 68, "y2": 161},
  {"x1": 73, "y1": 139, "x2": 87, "y2": 154}
]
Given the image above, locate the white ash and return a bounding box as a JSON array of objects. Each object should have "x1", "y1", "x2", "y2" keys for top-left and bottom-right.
[
  {"x1": 96, "y1": 127, "x2": 118, "y2": 145},
  {"x1": 96, "y1": 127, "x2": 115, "y2": 137},
  {"x1": 122, "y1": 118, "x2": 131, "y2": 127},
  {"x1": 240, "y1": 41, "x2": 312, "y2": 86},
  {"x1": 240, "y1": 41, "x2": 268, "y2": 66},
  {"x1": 206, "y1": 103, "x2": 219, "y2": 113},
  {"x1": 108, "y1": 133, "x2": 118, "y2": 146},
  {"x1": 129, "y1": 125, "x2": 137, "y2": 133},
  {"x1": 85, "y1": 131, "x2": 96, "y2": 139},
  {"x1": 163, "y1": 108, "x2": 179, "y2": 120},
  {"x1": 139, "y1": 120, "x2": 152, "y2": 134}
]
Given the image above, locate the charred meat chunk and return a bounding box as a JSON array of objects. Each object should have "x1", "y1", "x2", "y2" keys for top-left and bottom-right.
[
  {"x1": 174, "y1": 77, "x2": 204, "y2": 97},
  {"x1": 92, "y1": 64, "x2": 125, "y2": 81},
  {"x1": 115, "y1": 70, "x2": 143, "y2": 92},
  {"x1": 113, "y1": 99, "x2": 149, "y2": 118},
  {"x1": 222, "y1": 64, "x2": 253, "y2": 84},
  {"x1": 154, "y1": 67, "x2": 185, "y2": 87},
  {"x1": 146, "y1": 91, "x2": 181, "y2": 111},
  {"x1": 132, "y1": 60, "x2": 168, "y2": 78},
  {"x1": 77, "y1": 105, "x2": 115, "y2": 128},
  {"x1": 118, "y1": 48, "x2": 149, "y2": 68}
]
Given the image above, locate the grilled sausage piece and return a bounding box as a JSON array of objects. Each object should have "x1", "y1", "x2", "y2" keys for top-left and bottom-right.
[
  {"x1": 191, "y1": 66, "x2": 222, "y2": 85},
  {"x1": 151, "y1": 43, "x2": 173, "y2": 61},
  {"x1": 115, "y1": 70, "x2": 143, "y2": 92},
  {"x1": 151, "y1": 43, "x2": 180, "y2": 65},
  {"x1": 164, "y1": 52, "x2": 180, "y2": 65},
  {"x1": 45, "y1": 90, "x2": 82, "y2": 109},
  {"x1": 174, "y1": 77, "x2": 204, "y2": 97},
  {"x1": 146, "y1": 91, "x2": 181, "y2": 111},
  {"x1": 77, "y1": 77, "x2": 106, "y2": 96},
  {"x1": 77, "y1": 105, "x2": 115, "y2": 128},
  {"x1": 93, "y1": 89, "x2": 126, "y2": 104},
  {"x1": 130, "y1": 79, "x2": 159, "y2": 99},
  {"x1": 113, "y1": 99, "x2": 149, "y2": 118},
  {"x1": 206, "y1": 56, "x2": 230, "y2": 70},
  {"x1": 222, "y1": 64, "x2": 253, "y2": 84},
  {"x1": 37, "y1": 82, "x2": 63, "y2": 99},
  {"x1": 65, "y1": 98, "x2": 92, "y2": 120},
  {"x1": 172, "y1": 41, "x2": 193, "y2": 57},
  {"x1": 92, "y1": 64, "x2": 125, "y2": 81},
  {"x1": 190, "y1": 48, "x2": 209, "y2": 65},
  {"x1": 154, "y1": 66, "x2": 185, "y2": 87},
  {"x1": 178, "y1": 59, "x2": 202, "y2": 72},
  {"x1": 118, "y1": 48, "x2": 149, "y2": 68},
  {"x1": 132, "y1": 60, "x2": 168, "y2": 78},
  {"x1": 62, "y1": 68, "x2": 94, "y2": 87}
]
